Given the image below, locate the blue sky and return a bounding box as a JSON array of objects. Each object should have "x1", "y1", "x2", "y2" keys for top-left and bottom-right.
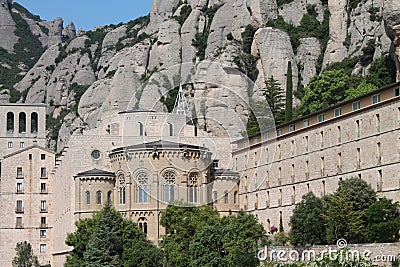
[{"x1": 16, "y1": 0, "x2": 154, "y2": 30}]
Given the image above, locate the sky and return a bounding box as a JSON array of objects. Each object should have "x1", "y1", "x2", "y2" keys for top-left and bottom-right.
[{"x1": 15, "y1": 0, "x2": 154, "y2": 30}]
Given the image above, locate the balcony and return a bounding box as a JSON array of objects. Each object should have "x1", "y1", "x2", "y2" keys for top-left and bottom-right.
[
  {"x1": 40, "y1": 208, "x2": 48, "y2": 213},
  {"x1": 40, "y1": 188, "x2": 48, "y2": 194},
  {"x1": 16, "y1": 188, "x2": 23, "y2": 194},
  {"x1": 15, "y1": 224, "x2": 23, "y2": 229},
  {"x1": 15, "y1": 207, "x2": 24, "y2": 213}
]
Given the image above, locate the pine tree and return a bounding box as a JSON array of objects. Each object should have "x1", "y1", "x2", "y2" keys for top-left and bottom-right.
[
  {"x1": 262, "y1": 76, "x2": 285, "y2": 125},
  {"x1": 285, "y1": 61, "x2": 293, "y2": 122},
  {"x1": 12, "y1": 241, "x2": 41, "y2": 267},
  {"x1": 83, "y1": 202, "x2": 123, "y2": 267}
]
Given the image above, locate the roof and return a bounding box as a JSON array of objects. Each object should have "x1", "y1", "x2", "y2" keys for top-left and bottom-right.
[
  {"x1": 0, "y1": 103, "x2": 47, "y2": 107},
  {"x1": 76, "y1": 168, "x2": 115, "y2": 177},
  {"x1": 3, "y1": 145, "x2": 55, "y2": 159},
  {"x1": 118, "y1": 109, "x2": 156, "y2": 114},
  {"x1": 111, "y1": 140, "x2": 207, "y2": 153}
]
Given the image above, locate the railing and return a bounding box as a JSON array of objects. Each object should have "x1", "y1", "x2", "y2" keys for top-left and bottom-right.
[{"x1": 15, "y1": 207, "x2": 24, "y2": 213}]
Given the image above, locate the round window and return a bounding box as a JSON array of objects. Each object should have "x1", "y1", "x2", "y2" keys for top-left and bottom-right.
[{"x1": 91, "y1": 150, "x2": 101, "y2": 160}]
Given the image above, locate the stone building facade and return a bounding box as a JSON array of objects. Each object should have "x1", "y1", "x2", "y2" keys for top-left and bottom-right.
[
  {"x1": 0, "y1": 83, "x2": 399, "y2": 267},
  {"x1": 0, "y1": 104, "x2": 55, "y2": 267},
  {"x1": 233, "y1": 83, "x2": 400, "y2": 232}
]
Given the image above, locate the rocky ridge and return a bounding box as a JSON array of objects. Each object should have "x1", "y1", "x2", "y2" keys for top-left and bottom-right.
[{"x1": 1, "y1": 0, "x2": 400, "y2": 151}]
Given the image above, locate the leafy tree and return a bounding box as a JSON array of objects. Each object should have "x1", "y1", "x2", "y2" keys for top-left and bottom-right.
[
  {"x1": 66, "y1": 202, "x2": 161, "y2": 267},
  {"x1": 122, "y1": 220, "x2": 162, "y2": 267},
  {"x1": 365, "y1": 198, "x2": 400, "y2": 243},
  {"x1": 344, "y1": 80, "x2": 377, "y2": 101},
  {"x1": 12, "y1": 241, "x2": 41, "y2": 267},
  {"x1": 162, "y1": 205, "x2": 266, "y2": 267},
  {"x1": 83, "y1": 202, "x2": 124, "y2": 267},
  {"x1": 322, "y1": 195, "x2": 366, "y2": 244},
  {"x1": 298, "y1": 69, "x2": 351, "y2": 115},
  {"x1": 65, "y1": 217, "x2": 98, "y2": 266},
  {"x1": 335, "y1": 177, "x2": 376, "y2": 212},
  {"x1": 262, "y1": 76, "x2": 285, "y2": 125},
  {"x1": 289, "y1": 192, "x2": 327, "y2": 245},
  {"x1": 285, "y1": 61, "x2": 293, "y2": 122},
  {"x1": 160, "y1": 203, "x2": 220, "y2": 267}
]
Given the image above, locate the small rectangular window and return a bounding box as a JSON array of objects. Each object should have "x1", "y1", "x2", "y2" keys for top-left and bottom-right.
[
  {"x1": 41, "y1": 154, "x2": 46, "y2": 160},
  {"x1": 16, "y1": 217, "x2": 23, "y2": 228},
  {"x1": 40, "y1": 201, "x2": 47, "y2": 212},
  {"x1": 334, "y1": 108, "x2": 342, "y2": 117},
  {"x1": 40, "y1": 168, "x2": 47, "y2": 178},
  {"x1": 16, "y1": 183, "x2": 23, "y2": 193},
  {"x1": 224, "y1": 191, "x2": 229, "y2": 204},
  {"x1": 394, "y1": 87, "x2": 399, "y2": 97},
  {"x1": 276, "y1": 129, "x2": 282, "y2": 136},
  {"x1": 41, "y1": 217, "x2": 47, "y2": 228},
  {"x1": 19, "y1": 142, "x2": 24, "y2": 148},
  {"x1": 317, "y1": 114, "x2": 324, "y2": 123},
  {"x1": 263, "y1": 133, "x2": 269, "y2": 141},
  {"x1": 40, "y1": 230, "x2": 47, "y2": 238},
  {"x1": 8, "y1": 142, "x2": 13, "y2": 148},
  {"x1": 40, "y1": 183, "x2": 47, "y2": 193},
  {"x1": 352, "y1": 101, "x2": 360, "y2": 111},
  {"x1": 303, "y1": 120, "x2": 309, "y2": 127},
  {"x1": 213, "y1": 191, "x2": 218, "y2": 203},
  {"x1": 17, "y1": 167, "x2": 23, "y2": 178},
  {"x1": 40, "y1": 244, "x2": 46, "y2": 253},
  {"x1": 288, "y1": 124, "x2": 295, "y2": 132},
  {"x1": 372, "y1": 94, "x2": 380, "y2": 104}
]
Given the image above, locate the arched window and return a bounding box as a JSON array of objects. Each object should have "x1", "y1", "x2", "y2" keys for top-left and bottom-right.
[
  {"x1": 18, "y1": 112, "x2": 26, "y2": 133},
  {"x1": 6, "y1": 112, "x2": 14, "y2": 132},
  {"x1": 96, "y1": 191, "x2": 102, "y2": 204},
  {"x1": 119, "y1": 187, "x2": 126, "y2": 204},
  {"x1": 86, "y1": 191, "x2": 90, "y2": 205},
  {"x1": 107, "y1": 191, "x2": 112, "y2": 203},
  {"x1": 233, "y1": 191, "x2": 238, "y2": 204},
  {"x1": 188, "y1": 172, "x2": 198, "y2": 203},
  {"x1": 138, "y1": 217, "x2": 148, "y2": 234},
  {"x1": 139, "y1": 122, "x2": 144, "y2": 136},
  {"x1": 224, "y1": 191, "x2": 229, "y2": 204},
  {"x1": 163, "y1": 170, "x2": 176, "y2": 203},
  {"x1": 137, "y1": 172, "x2": 149, "y2": 203},
  {"x1": 31, "y1": 112, "x2": 38, "y2": 133}
]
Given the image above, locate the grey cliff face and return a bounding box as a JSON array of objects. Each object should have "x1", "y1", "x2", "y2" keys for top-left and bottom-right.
[{"x1": 2, "y1": 0, "x2": 398, "y2": 151}]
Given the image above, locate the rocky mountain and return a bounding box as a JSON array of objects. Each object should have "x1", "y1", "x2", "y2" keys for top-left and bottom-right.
[{"x1": 1, "y1": 0, "x2": 399, "y2": 151}]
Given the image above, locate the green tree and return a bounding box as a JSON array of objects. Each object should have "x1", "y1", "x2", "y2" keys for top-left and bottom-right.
[
  {"x1": 12, "y1": 241, "x2": 41, "y2": 267},
  {"x1": 289, "y1": 192, "x2": 327, "y2": 245},
  {"x1": 285, "y1": 61, "x2": 293, "y2": 122},
  {"x1": 66, "y1": 202, "x2": 161, "y2": 267},
  {"x1": 262, "y1": 76, "x2": 285, "y2": 125},
  {"x1": 335, "y1": 177, "x2": 376, "y2": 212},
  {"x1": 365, "y1": 198, "x2": 400, "y2": 243},
  {"x1": 122, "y1": 220, "x2": 162, "y2": 267},
  {"x1": 161, "y1": 203, "x2": 220, "y2": 267},
  {"x1": 298, "y1": 69, "x2": 351, "y2": 115},
  {"x1": 83, "y1": 202, "x2": 123, "y2": 267},
  {"x1": 322, "y1": 195, "x2": 366, "y2": 244},
  {"x1": 344, "y1": 80, "x2": 377, "y2": 101},
  {"x1": 65, "y1": 217, "x2": 97, "y2": 266}
]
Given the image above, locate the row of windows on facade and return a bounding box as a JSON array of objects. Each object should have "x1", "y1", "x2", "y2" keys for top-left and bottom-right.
[
  {"x1": 15, "y1": 200, "x2": 48, "y2": 213},
  {"x1": 15, "y1": 216, "x2": 48, "y2": 229},
  {"x1": 241, "y1": 144, "x2": 384, "y2": 190},
  {"x1": 246, "y1": 93, "x2": 399, "y2": 147},
  {"x1": 244, "y1": 171, "x2": 385, "y2": 211},
  {"x1": 6, "y1": 112, "x2": 39, "y2": 133},
  {"x1": 241, "y1": 114, "x2": 387, "y2": 169},
  {"x1": 16, "y1": 182, "x2": 47, "y2": 193},
  {"x1": 136, "y1": 122, "x2": 174, "y2": 136},
  {"x1": 249, "y1": 110, "x2": 387, "y2": 151},
  {"x1": 15, "y1": 166, "x2": 47, "y2": 178}
]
